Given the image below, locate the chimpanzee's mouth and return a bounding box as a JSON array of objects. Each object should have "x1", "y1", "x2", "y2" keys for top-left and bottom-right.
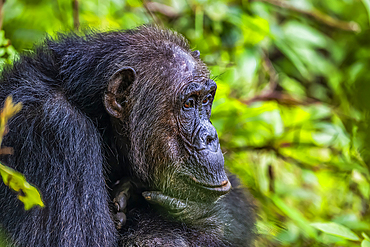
[{"x1": 189, "y1": 176, "x2": 231, "y2": 194}]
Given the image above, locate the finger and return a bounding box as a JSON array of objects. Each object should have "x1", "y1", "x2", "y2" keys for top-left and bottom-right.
[
  {"x1": 142, "y1": 191, "x2": 186, "y2": 211},
  {"x1": 113, "y1": 191, "x2": 128, "y2": 212},
  {"x1": 113, "y1": 212, "x2": 126, "y2": 230}
]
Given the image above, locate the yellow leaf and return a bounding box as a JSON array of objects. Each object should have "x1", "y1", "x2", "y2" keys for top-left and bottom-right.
[
  {"x1": 0, "y1": 162, "x2": 44, "y2": 210},
  {"x1": 0, "y1": 96, "x2": 43, "y2": 210},
  {"x1": 0, "y1": 96, "x2": 22, "y2": 145}
]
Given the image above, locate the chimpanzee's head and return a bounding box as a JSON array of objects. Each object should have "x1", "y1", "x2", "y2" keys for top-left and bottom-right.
[{"x1": 104, "y1": 26, "x2": 230, "y2": 201}]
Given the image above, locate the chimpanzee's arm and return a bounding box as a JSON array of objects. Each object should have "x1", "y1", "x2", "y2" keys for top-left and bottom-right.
[{"x1": 0, "y1": 92, "x2": 117, "y2": 246}]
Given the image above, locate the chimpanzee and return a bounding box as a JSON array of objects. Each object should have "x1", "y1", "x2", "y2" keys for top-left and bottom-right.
[{"x1": 0, "y1": 26, "x2": 255, "y2": 246}]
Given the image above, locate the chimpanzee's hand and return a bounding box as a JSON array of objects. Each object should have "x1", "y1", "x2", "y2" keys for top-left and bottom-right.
[
  {"x1": 112, "y1": 179, "x2": 133, "y2": 229},
  {"x1": 142, "y1": 191, "x2": 222, "y2": 226}
]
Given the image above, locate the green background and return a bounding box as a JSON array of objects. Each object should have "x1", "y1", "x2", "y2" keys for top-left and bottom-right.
[{"x1": 1, "y1": 0, "x2": 370, "y2": 246}]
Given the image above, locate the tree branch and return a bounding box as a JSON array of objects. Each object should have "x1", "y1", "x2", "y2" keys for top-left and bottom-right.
[
  {"x1": 142, "y1": 0, "x2": 162, "y2": 26},
  {"x1": 255, "y1": 0, "x2": 360, "y2": 32},
  {"x1": 0, "y1": 0, "x2": 6, "y2": 30},
  {"x1": 72, "y1": 0, "x2": 79, "y2": 31},
  {"x1": 145, "y1": 2, "x2": 179, "y2": 18}
]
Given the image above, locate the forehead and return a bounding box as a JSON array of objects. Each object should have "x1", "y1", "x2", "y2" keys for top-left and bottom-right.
[
  {"x1": 172, "y1": 46, "x2": 196, "y2": 75},
  {"x1": 166, "y1": 46, "x2": 209, "y2": 86}
]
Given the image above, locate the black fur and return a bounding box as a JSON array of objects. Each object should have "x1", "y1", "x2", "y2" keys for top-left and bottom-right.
[
  {"x1": 0, "y1": 26, "x2": 255, "y2": 246},
  {"x1": 120, "y1": 176, "x2": 255, "y2": 247}
]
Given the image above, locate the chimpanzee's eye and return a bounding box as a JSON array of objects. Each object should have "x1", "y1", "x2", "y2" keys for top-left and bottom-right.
[
  {"x1": 202, "y1": 95, "x2": 212, "y2": 105},
  {"x1": 184, "y1": 98, "x2": 195, "y2": 109}
]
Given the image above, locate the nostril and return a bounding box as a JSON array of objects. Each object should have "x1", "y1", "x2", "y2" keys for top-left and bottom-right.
[
  {"x1": 206, "y1": 134, "x2": 217, "y2": 146},
  {"x1": 206, "y1": 136, "x2": 212, "y2": 145},
  {"x1": 195, "y1": 126, "x2": 219, "y2": 151}
]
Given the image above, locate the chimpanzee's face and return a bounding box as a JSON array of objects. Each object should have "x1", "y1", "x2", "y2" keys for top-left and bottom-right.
[
  {"x1": 104, "y1": 37, "x2": 230, "y2": 202},
  {"x1": 171, "y1": 77, "x2": 230, "y2": 201},
  {"x1": 148, "y1": 47, "x2": 231, "y2": 201}
]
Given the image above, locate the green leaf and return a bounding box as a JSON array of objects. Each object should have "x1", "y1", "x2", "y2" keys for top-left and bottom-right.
[
  {"x1": 0, "y1": 162, "x2": 44, "y2": 210},
  {"x1": 0, "y1": 30, "x2": 4, "y2": 44},
  {"x1": 0, "y1": 48, "x2": 5, "y2": 57},
  {"x1": 362, "y1": 0, "x2": 370, "y2": 25},
  {"x1": 275, "y1": 40, "x2": 310, "y2": 79},
  {"x1": 227, "y1": 14, "x2": 270, "y2": 45},
  {"x1": 241, "y1": 15, "x2": 270, "y2": 45},
  {"x1": 283, "y1": 21, "x2": 327, "y2": 48},
  {"x1": 205, "y1": 2, "x2": 228, "y2": 21},
  {"x1": 256, "y1": 220, "x2": 280, "y2": 236},
  {"x1": 311, "y1": 222, "x2": 360, "y2": 241},
  {"x1": 363, "y1": 232, "x2": 370, "y2": 241},
  {"x1": 362, "y1": 240, "x2": 370, "y2": 247},
  {"x1": 272, "y1": 195, "x2": 317, "y2": 238}
]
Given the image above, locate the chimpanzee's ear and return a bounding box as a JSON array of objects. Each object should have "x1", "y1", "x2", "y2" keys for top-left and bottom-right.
[
  {"x1": 191, "y1": 50, "x2": 200, "y2": 59},
  {"x1": 104, "y1": 66, "x2": 136, "y2": 119}
]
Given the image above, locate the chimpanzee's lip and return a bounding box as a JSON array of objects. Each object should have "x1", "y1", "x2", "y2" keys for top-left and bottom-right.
[{"x1": 190, "y1": 177, "x2": 231, "y2": 193}]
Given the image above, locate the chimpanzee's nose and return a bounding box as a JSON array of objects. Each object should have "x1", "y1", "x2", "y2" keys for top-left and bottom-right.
[{"x1": 194, "y1": 122, "x2": 219, "y2": 152}]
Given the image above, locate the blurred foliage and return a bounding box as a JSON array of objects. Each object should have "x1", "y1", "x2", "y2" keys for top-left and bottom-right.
[
  {"x1": 0, "y1": 96, "x2": 44, "y2": 210},
  {"x1": 2, "y1": 0, "x2": 370, "y2": 246},
  {"x1": 0, "y1": 30, "x2": 17, "y2": 67}
]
